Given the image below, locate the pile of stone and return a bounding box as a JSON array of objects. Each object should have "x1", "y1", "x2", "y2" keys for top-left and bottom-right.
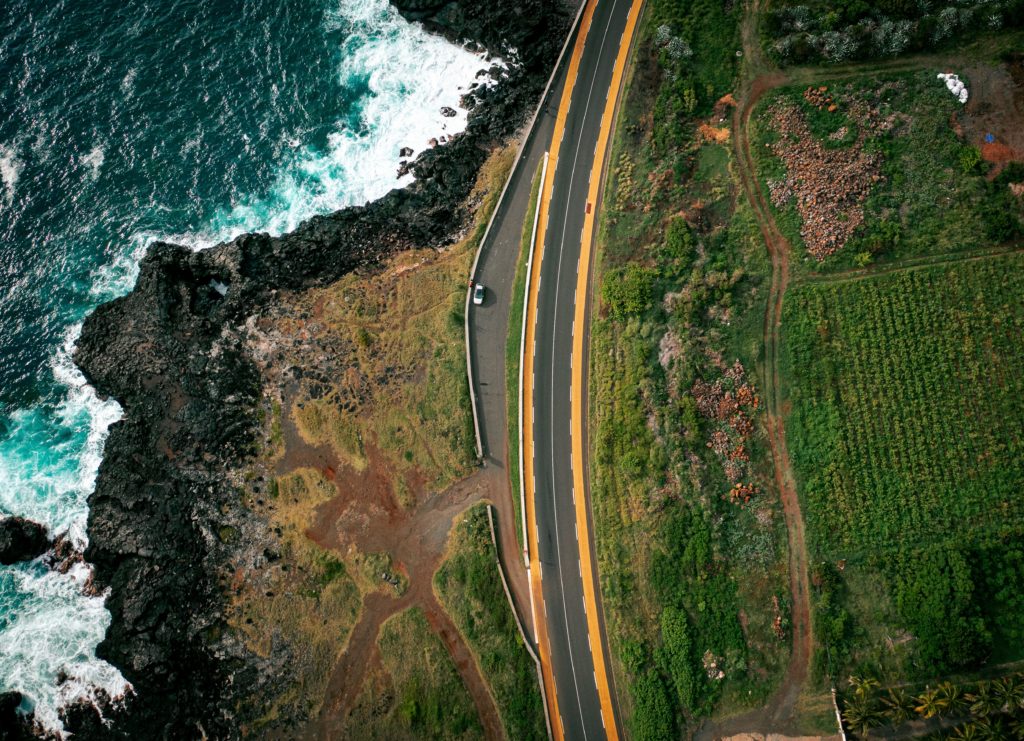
[{"x1": 768, "y1": 103, "x2": 882, "y2": 260}]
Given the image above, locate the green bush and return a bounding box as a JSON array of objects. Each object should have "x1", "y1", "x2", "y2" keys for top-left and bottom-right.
[
  {"x1": 602, "y1": 265, "x2": 657, "y2": 318},
  {"x1": 631, "y1": 670, "x2": 676, "y2": 741}
]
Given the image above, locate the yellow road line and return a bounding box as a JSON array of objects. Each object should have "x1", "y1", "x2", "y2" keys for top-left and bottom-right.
[
  {"x1": 571, "y1": 0, "x2": 644, "y2": 738},
  {"x1": 524, "y1": 1, "x2": 599, "y2": 738}
]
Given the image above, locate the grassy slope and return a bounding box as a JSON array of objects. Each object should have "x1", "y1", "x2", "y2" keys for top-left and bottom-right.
[
  {"x1": 369, "y1": 607, "x2": 485, "y2": 740},
  {"x1": 505, "y1": 163, "x2": 544, "y2": 550},
  {"x1": 230, "y1": 467, "x2": 363, "y2": 730},
  {"x1": 231, "y1": 146, "x2": 518, "y2": 731},
  {"x1": 291, "y1": 145, "x2": 517, "y2": 497},
  {"x1": 588, "y1": 1, "x2": 790, "y2": 738},
  {"x1": 434, "y1": 503, "x2": 546, "y2": 740}
]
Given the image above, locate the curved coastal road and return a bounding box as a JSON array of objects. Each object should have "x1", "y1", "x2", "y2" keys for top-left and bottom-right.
[
  {"x1": 525, "y1": 0, "x2": 641, "y2": 737},
  {"x1": 466, "y1": 0, "x2": 643, "y2": 736}
]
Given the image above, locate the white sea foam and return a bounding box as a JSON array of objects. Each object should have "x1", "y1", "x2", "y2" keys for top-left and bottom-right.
[
  {"x1": 0, "y1": 560, "x2": 130, "y2": 736},
  {"x1": 1, "y1": 0, "x2": 498, "y2": 733},
  {"x1": 205, "y1": 0, "x2": 495, "y2": 242},
  {"x1": 0, "y1": 143, "x2": 22, "y2": 207},
  {"x1": 0, "y1": 326, "x2": 122, "y2": 546},
  {"x1": 81, "y1": 143, "x2": 106, "y2": 181}
]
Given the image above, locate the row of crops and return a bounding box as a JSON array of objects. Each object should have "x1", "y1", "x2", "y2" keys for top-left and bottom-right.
[{"x1": 781, "y1": 253, "x2": 1024, "y2": 675}]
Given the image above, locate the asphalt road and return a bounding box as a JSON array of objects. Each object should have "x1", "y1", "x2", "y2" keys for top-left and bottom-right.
[
  {"x1": 531, "y1": 0, "x2": 633, "y2": 737},
  {"x1": 466, "y1": 0, "x2": 633, "y2": 736}
]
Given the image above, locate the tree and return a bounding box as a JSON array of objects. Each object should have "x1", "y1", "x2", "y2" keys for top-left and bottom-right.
[
  {"x1": 631, "y1": 670, "x2": 675, "y2": 741},
  {"x1": 968, "y1": 682, "x2": 1001, "y2": 718},
  {"x1": 602, "y1": 265, "x2": 656, "y2": 318},
  {"x1": 881, "y1": 687, "x2": 914, "y2": 724},
  {"x1": 915, "y1": 686, "x2": 946, "y2": 718},
  {"x1": 938, "y1": 681, "x2": 968, "y2": 715},
  {"x1": 953, "y1": 723, "x2": 982, "y2": 740},
  {"x1": 844, "y1": 676, "x2": 883, "y2": 734}
]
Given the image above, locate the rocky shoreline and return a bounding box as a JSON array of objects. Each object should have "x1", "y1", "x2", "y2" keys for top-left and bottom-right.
[{"x1": 1, "y1": 2, "x2": 569, "y2": 738}]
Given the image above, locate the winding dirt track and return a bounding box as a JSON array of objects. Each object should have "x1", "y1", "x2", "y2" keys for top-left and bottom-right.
[
  {"x1": 732, "y1": 63, "x2": 813, "y2": 734},
  {"x1": 707, "y1": 6, "x2": 1019, "y2": 737},
  {"x1": 275, "y1": 405, "x2": 506, "y2": 741}
]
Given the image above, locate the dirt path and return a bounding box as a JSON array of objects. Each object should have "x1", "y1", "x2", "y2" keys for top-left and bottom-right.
[
  {"x1": 698, "y1": 2, "x2": 813, "y2": 736},
  {"x1": 274, "y1": 403, "x2": 506, "y2": 740},
  {"x1": 734, "y1": 68, "x2": 814, "y2": 731},
  {"x1": 796, "y1": 242, "x2": 1024, "y2": 285}
]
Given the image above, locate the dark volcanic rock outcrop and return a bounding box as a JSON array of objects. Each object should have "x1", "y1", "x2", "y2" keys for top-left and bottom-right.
[
  {"x1": 66, "y1": 1, "x2": 571, "y2": 738},
  {"x1": 0, "y1": 517, "x2": 49, "y2": 565}
]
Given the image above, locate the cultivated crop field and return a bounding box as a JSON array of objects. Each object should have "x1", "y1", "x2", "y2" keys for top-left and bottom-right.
[{"x1": 782, "y1": 252, "x2": 1024, "y2": 675}]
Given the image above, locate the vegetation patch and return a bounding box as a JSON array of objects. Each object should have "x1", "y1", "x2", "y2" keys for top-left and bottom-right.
[
  {"x1": 839, "y1": 671, "x2": 1024, "y2": 738},
  {"x1": 782, "y1": 253, "x2": 1024, "y2": 681},
  {"x1": 589, "y1": 1, "x2": 791, "y2": 736},
  {"x1": 505, "y1": 162, "x2": 544, "y2": 549},
  {"x1": 340, "y1": 607, "x2": 485, "y2": 740},
  {"x1": 761, "y1": 0, "x2": 1024, "y2": 65},
  {"x1": 434, "y1": 503, "x2": 546, "y2": 740},
  {"x1": 228, "y1": 467, "x2": 362, "y2": 729},
  {"x1": 751, "y1": 71, "x2": 1024, "y2": 272}
]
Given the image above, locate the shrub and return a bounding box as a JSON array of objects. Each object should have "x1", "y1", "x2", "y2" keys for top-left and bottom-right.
[{"x1": 602, "y1": 265, "x2": 657, "y2": 318}]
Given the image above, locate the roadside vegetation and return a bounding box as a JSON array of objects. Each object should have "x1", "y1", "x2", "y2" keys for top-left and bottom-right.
[
  {"x1": 589, "y1": 1, "x2": 793, "y2": 737},
  {"x1": 434, "y1": 503, "x2": 546, "y2": 740},
  {"x1": 506, "y1": 163, "x2": 544, "y2": 548},
  {"x1": 761, "y1": 0, "x2": 1024, "y2": 64},
  {"x1": 782, "y1": 254, "x2": 1024, "y2": 685},
  {"x1": 750, "y1": 70, "x2": 1024, "y2": 276},
  {"x1": 340, "y1": 607, "x2": 485, "y2": 740}
]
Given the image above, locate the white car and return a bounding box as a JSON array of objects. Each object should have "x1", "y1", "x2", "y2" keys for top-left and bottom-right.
[{"x1": 472, "y1": 283, "x2": 486, "y2": 305}]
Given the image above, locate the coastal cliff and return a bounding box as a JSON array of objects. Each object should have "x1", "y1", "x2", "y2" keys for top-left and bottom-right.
[{"x1": 49, "y1": 2, "x2": 571, "y2": 737}]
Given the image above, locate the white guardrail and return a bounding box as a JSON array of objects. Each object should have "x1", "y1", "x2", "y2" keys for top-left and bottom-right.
[{"x1": 463, "y1": 0, "x2": 588, "y2": 462}]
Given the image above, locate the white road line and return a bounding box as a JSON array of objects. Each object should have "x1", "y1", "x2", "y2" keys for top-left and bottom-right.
[{"x1": 538, "y1": 0, "x2": 621, "y2": 737}]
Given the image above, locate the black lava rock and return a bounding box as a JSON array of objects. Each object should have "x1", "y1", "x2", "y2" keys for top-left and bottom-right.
[
  {"x1": 67, "y1": 1, "x2": 571, "y2": 738},
  {"x1": 0, "y1": 693, "x2": 34, "y2": 741},
  {"x1": 0, "y1": 517, "x2": 50, "y2": 565}
]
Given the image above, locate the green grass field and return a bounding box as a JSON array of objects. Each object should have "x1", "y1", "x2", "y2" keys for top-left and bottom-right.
[
  {"x1": 375, "y1": 607, "x2": 484, "y2": 740},
  {"x1": 782, "y1": 253, "x2": 1024, "y2": 679},
  {"x1": 434, "y1": 504, "x2": 546, "y2": 740}
]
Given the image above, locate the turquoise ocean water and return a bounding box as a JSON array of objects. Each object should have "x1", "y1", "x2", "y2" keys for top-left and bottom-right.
[{"x1": 0, "y1": 0, "x2": 490, "y2": 731}]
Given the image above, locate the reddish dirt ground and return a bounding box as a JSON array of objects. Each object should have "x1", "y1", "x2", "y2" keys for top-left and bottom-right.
[
  {"x1": 958, "y1": 59, "x2": 1024, "y2": 170},
  {"x1": 273, "y1": 397, "x2": 530, "y2": 740}
]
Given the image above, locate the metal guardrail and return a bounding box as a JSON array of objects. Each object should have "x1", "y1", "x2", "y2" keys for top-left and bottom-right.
[{"x1": 463, "y1": 0, "x2": 589, "y2": 462}]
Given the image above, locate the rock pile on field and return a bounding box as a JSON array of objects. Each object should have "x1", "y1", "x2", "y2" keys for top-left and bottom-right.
[{"x1": 767, "y1": 100, "x2": 882, "y2": 260}]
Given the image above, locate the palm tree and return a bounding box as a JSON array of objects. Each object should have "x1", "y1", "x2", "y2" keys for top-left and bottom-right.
[
  {"x1": 952, "y1": 722, "x2": 981, "y2": 741},
  {"x1": 843, "y1": 700, "x2": 882, "y2": 737},
  {"x1": 844, "y1": 676, "x2": 883, "y2": 737},
  {"x1": 915, "y1": 686, "x2": 946, "y2": 719},
  {"x1": 973, "y1": 715, "x2": 1007, "y2": 741},
  {"x1": 938, "y1": 680, "x2": 968, "y2": 715},
  {"x1": 881, "y1": 687, "x2": 914, "y2": 724},
  {"x1": 992, "y1": 676, "x2": 1024, "y2": 712},
  {"x1": 1009, "y1": 713, "x2": 1024, "y2": 740},
  {"x1": 968, "y1": 682, "x2": 1001, "y2": 718}
]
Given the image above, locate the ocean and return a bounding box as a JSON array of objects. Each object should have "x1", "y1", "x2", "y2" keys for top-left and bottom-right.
[{"x1": 0, "y1": 0, "x2": 491, "y2": 732}]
